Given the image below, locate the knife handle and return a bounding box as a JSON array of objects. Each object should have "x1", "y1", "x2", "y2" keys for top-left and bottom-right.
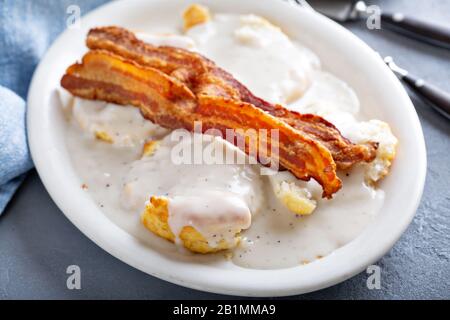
[
  {"x1": 401, "y1": 73, "x2": 450, "y2": 119},
  {"x1": 381, "y1": 12, "x2": 450, "y2": 49}
]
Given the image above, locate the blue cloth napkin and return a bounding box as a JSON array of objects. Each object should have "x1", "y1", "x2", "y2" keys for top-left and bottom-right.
[
  {"x1": 0, "y1": 87, "x2": 33, "y2": 213},
  {"x1": 0, "y1": 0, "x2": 108, "y2": 213}
]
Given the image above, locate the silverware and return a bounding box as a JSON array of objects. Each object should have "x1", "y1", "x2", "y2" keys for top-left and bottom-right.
[
  {"x1": 300, "y1": 0, "x2": 450, "y2": 49},
  {"x1": 384, "y1": 56, "x2": 450, "y2": 119}
]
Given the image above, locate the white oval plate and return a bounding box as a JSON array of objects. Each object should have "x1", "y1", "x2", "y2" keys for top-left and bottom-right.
[{"x1": 27, "y1": 0, "x2": 426, "y2": 297}]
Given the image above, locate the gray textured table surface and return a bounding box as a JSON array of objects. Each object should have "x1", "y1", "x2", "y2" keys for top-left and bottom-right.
[{"x1": 1, "y1": 0, "x2": 449, "y2": 299}]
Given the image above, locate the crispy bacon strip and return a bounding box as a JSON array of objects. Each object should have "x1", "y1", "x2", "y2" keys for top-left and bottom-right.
[
  {"x1": 61, "y1": 50, "x2": 342, "y2": 197},
  {"x1": 86, "y1": 26, "x2": 378, "y2": 169}
]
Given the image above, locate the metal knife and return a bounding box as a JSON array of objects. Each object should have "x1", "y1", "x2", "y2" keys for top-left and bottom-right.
[{"x1": 384, "y1": 56, "x2": 450, "y2": 119}]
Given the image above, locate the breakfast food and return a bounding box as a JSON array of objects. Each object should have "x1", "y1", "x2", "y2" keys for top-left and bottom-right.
[
  {"x1": 142, "y1": 196, "x2": 242, "y2": 253},
  {"x1": 62, "y1": 28, "x2": 379, "y2": 198},
  {"x1": 84, "y1": 26, "x2": 378, "y2": 172},
  {"x1": 268, "y1": 171, "x2": 317, "y2": 215},
  {"x1": 59, "y1": 4, "x2": 398, "y2": 266},
  {"x1": 118, "y1": 131, "x2": 262, "y2": 253},
  {"x1": 182, "y1": 4, "x2": 211, "y2": 31}
]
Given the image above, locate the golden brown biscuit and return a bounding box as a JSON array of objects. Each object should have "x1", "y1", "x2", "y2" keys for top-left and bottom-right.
[
  {"x1": 182, "y1": 4, "x2": 211, "y2": 31},
  {"x1": 141, "y1": 196, "x2": 239, "y2": 253}
]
